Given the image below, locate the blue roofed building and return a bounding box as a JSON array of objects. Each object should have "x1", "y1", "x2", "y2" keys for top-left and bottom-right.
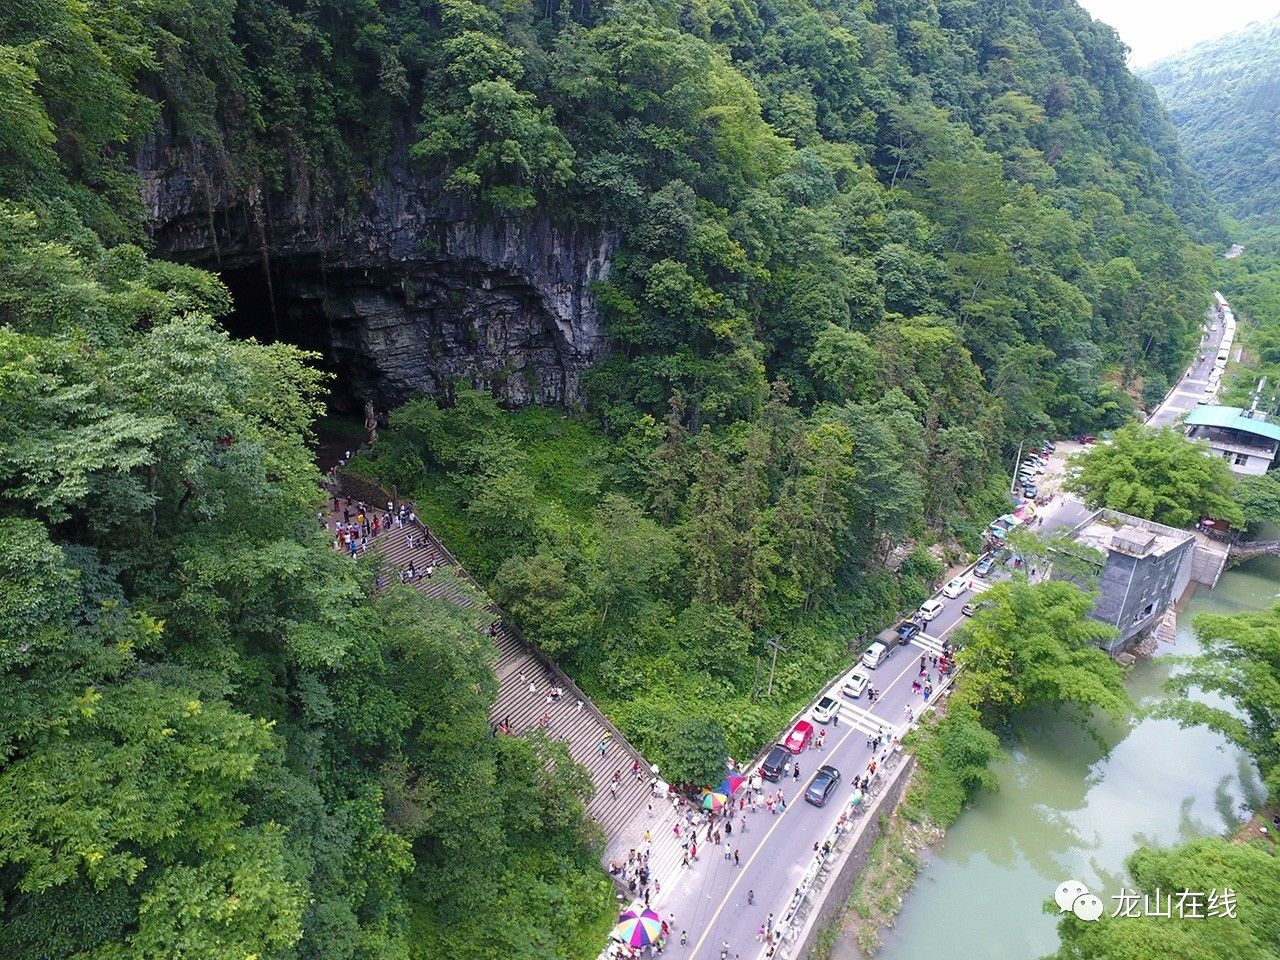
[{"x1": 1184, "y1": 405, "x2": 1280, "y2": 476}]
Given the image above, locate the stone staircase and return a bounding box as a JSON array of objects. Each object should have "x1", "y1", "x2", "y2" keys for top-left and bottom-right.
[{"x1": 328, "y1": 492, "x2": 658, "y2": 842}]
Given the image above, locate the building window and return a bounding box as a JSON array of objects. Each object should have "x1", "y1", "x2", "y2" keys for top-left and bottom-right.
[{"x1": 1235, "y1": 453, "x2": 1249, "y2": 466}]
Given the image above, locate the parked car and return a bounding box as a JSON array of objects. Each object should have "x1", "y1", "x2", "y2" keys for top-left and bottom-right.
[
  {"x1": 761, "y1": 744, "x2": 790, "y2": 781},
  {"x1": 784, "y1": 719, "x2": 815, "y2": 754},
  {"x1": 895, "y1": 618, "x2": 922, "y2": 644},
  {"x1": 862, "y1": 641, "x2": 890, "y2": 669},
  {"x1": 1041, "y1": 440, "x2": 1056, "y2": 454},
  {"x1": 1022, "y1": 482, "x2": 1038, "y2": 498},
  {"x1": 842, "y1": 668, "x2": 871, "y2": 699},
  {"x1": 811, "y1": 695, "x2": 840, "y2": 724},
  {"x1": 974, "y1": 554, "x2": 998, "y2": 578},
  {"x1": 961, "y1": 602, "x2": 977, "y2": 617},
  {"x1": 917, "y1": 598, "x2": 945, "y2": 622},
  {"x1": 804, "y1": 765, "x2": 842, "y2": 807},
  {"x1": 1076, "y1": 434, "x2": 1096, "y2": 445},
  {"x1": 941, "y1": 577, "x2": 968, "y2": 599}
]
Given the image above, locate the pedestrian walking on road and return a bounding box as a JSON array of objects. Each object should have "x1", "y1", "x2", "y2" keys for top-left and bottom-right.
[
  {"x1": 740, "y1": 816, "x2": 747, "y2": 833},
  {"x1": 734, "y1": 849, "x2": 740, "y2": 867},
  {"x1": 793, "y1": 764, "x2": 800, "y2": 781},
  {"x1": 904, "y1": 705, "x2": 913, "y2": 722},
  {"x1": 725, "y1": 820, "x2": 732, "y2": 837},
  {"x1": 681, "y1": 852, "x2": 690, "y2": 868},
  {"x1": 748, "y1": 889, "x2": 754, "y2": 905},
  {"x1": 832, "y1": 712, "x2": 839, "y2": 727},
  {"x1": 723, "y1": 842, "x2": 732, "y2": 861},
  {"x1": 681, "y1": 931, "x2": 687, "y2": 947}
]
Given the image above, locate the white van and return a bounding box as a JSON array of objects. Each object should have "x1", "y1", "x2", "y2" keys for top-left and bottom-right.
[
  {"x1": 918, "y1": 598, "x2": 945, "y2": 622},
  {"x1": 861, "y1": 642, "x2": 889, "y2": 670}
]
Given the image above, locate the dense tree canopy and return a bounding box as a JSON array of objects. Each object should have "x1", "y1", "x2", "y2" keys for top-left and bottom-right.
[
  {"x1": 1141, "y1": 14, "x2": 1280, "y2": 230},
  {"x1": 0, "y1": 0, "x2": 1241, "y2": 956},
  {"x1": 1065, "y1": 425, "x2": 1246, "y2": 528}
]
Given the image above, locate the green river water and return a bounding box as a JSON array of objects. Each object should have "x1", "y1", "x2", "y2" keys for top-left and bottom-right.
[{"x1": 868, "y1": 549, "x2": 1280, "y2": 960}]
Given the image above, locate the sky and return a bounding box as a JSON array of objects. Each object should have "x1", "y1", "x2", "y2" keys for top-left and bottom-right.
[{"x1": 1077, "y1": 0, "x2": 1280, "y2": 65}]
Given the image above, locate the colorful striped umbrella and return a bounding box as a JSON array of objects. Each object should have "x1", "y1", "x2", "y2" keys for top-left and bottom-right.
[
  {"x1": 717, "y1": 773, "x2": 746, "y2": 797},
  {"x1": 611, "y1": 908, "x2": 662, "y2": 947},
  {"x1": 701, "y1": 789, "x2": 728, "y2": 810}
]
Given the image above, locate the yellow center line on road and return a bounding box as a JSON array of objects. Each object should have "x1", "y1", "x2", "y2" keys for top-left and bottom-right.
[{"x1": 686, "y1": 645, "x2": 931, "y2": 958}]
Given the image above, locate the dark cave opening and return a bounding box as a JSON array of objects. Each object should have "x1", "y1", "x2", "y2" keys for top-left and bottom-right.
[{"x1": 217, "y1": 261, "x2": 367, "y2": 417}]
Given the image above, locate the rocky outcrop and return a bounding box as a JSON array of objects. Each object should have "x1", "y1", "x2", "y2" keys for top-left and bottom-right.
[{"x1": 136, "y1": 133, "x2": 613, "y2": 409}]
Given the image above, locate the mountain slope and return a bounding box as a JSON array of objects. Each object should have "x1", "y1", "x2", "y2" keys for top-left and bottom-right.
[{"x1": 1140, "y1": 13, "x2": 1280, "y2": 227}]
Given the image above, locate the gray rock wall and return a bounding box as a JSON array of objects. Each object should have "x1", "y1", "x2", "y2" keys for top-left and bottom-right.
[{"x1": 135, "y1": 132, "x2": 613, "y2": 408}]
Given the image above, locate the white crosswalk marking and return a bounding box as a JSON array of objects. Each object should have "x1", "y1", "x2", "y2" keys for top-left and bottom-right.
[
  {"x1": 968, "y1": 579, "x2": 993, "y2": 594},
  {"x1": 913, "y1": 632, "x2": 947, "y2": 656},
  {"x1": 835, "y1": 701, "x2": 887, "y2": 735}
]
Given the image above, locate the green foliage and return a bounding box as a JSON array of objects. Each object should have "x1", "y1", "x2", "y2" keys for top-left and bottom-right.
[
  {"x1": 1159, "y1": 604, "x2": 1280, "y2": 796},
  {"x1": 660, "y1": 716, "x2": 730, "y2": 788},
  {"x1": 1046, "y1": 837, "x2": 1280, "y2": 960},
  {"x1": 952, "y1": 579, "x2": 1127, "y2": 724},
  {"x1": 909, "y1": 578, "x2": 1129, "y2": 826},
  {"x1": 1142, "y1": 14, "x2": 1280, "y2": 229},
  {"x1": 0, "y1": 210, "x2": 611, "y2": 960},
  {"x1": 1065, "y1": 425, "x2": 1246, "y2": 528}
]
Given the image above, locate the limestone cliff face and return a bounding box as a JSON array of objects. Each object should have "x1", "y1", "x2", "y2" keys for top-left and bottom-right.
[{"x1": 136, "y1": 134, "x2": 613, "y2": 409}]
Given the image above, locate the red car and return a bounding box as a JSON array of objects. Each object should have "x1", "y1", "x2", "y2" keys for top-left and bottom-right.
[
  {"x1": 1076, "y1": 434, "x2": 1096, "y2": 445},
  {"x1": 784, "y1": 719, "x2": 814, "y2": 754}
]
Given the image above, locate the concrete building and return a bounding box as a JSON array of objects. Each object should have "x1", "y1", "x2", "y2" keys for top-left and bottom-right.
[
  {"x1": 1184, "y1": 405, "x2": 1280, "y2": 476},
  {"x1": 1061, "y1": 510, "x2": 1196, "y2": 655}
]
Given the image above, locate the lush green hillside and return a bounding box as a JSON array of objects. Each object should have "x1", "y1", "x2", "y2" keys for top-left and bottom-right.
[
  {"x1": 0, "y1": 1, "x2": 1229, "y2": 958},
  {"x1": 1141, "y1": 13, "x2": 1280, "y2": 229}
]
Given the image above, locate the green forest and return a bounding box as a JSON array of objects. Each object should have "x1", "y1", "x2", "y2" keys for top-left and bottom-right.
[
  {"x1": 1140, "y1": 13, "x2": 1280, "y2": 230},
  {"x1": 0, "y1": 0, "x2": 1262, "y2": 957}
]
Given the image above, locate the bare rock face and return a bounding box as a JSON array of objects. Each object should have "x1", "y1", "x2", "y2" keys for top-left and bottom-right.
[{"x1": 136, "y1": 134, "x2": 613, "y2": 409}]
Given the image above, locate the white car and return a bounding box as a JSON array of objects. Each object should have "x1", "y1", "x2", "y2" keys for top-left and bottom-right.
[
  {"x1": 941, "y1": 578, "x2": 968, "y2": 599},
  {"x1": 811, "y1": 695, "x2": 840, "y2": 724},
  {"x1": 842, "y1": 668, "x2": 871, "y2": 698},
  {"x1": 918, "y1": 598, "x2": 946, "y2": 621}
]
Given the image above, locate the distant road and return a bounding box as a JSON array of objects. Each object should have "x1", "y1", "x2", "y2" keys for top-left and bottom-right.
[{"x1": 1147, "y1": 297, "x2": 1234, "y2": 429}]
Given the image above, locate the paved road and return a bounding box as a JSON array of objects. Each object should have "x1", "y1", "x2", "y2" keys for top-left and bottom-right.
[
  {"x1": 1147, "y1": 315, "x2": 1228, "y2": 428},
  {"x1": 666, "y1": 610, "x2": 967, "y2": 960},
  {"x1": 643, "y1": 447, "x2": 1099, "y2": 958}
]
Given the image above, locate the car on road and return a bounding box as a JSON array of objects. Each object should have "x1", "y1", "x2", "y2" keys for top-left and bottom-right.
[
  {"x1": 918, "y1": 598, "x2": 945, "y2": 621},
  {"x1": 761, "y1": 744, "x2": 790, "y2": 781},
  {"x1": 961, "y1": 602, "x2": 977, "y2": 616},
  {"x1": 1021, "y1": 482, "x2": 1038, "y2": 498},
  {"x1": 941, "y1": 577, "x2": 968, "y2": 599},
  {"x1": 974, "y1": 553, "x2": 999, "y2": 577},
  {"x1": 861, "y1": 641, "x2": 890, "y2": 669},
  {"x1": 784, "y1": 719, "x2": 815, "y2": 754},
  {"x1": 804, "y1": 765, "x2": 842, "y2": 807},
  {"x1": 895, "y1": 618, "x2": 922, "y2": 644},
  {"x1": 842, "y1": 668, "x2": 871, "y2": 699},
  {"x1": 811, "y1": 695, "x2": 840, "y2": 724}
]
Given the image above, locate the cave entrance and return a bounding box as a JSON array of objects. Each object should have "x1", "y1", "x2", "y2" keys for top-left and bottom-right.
[{"x1": 218, "y1": 261, "x2": 363, "y2": 415}]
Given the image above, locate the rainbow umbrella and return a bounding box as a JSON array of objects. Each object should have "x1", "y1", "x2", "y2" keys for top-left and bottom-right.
[
  {"x1": 701, "y1": 790, "x2": 728, "y2": 810},
  {"x1": 717, "y1": 773, "x2": 746, "y2": 797},
  {"x1": 612, "y1": 908, "x2": 662, "y2": 947}
]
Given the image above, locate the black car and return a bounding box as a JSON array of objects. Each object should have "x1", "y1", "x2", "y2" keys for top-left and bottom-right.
[
  {"x1": 895, "y1": 618, "x2": 922, "y2": 644},
  {"x1": 761, "y1": 744, "x2": 790, "y2": 782},
  {"x1": 804, "y1": 765, "x2": 842, "y2": 806}
]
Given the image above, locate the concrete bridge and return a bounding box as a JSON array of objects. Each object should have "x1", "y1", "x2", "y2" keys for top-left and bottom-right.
[{"x1": 1230, "y1": 539, "x2": 1280, "y2": 561}]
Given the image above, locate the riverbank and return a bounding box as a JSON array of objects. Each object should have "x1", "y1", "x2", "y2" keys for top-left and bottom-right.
[{"x1": 849, "y1": 551, "x2": 1278, "y2": 960}]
